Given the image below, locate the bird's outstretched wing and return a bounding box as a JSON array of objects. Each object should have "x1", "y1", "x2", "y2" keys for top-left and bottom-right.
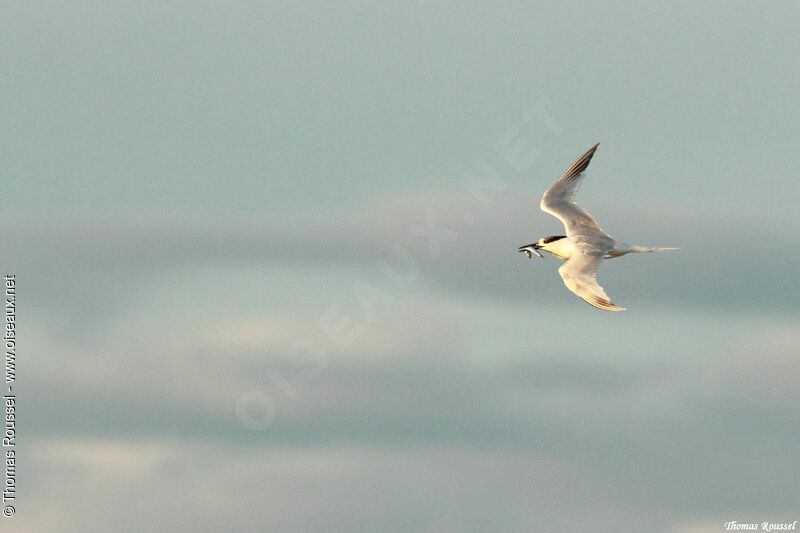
[
  {"x1": 558, "y1": 248, "x2": 625, "y2": 312},
  {"x1": 540, "y1": 144, "x2": 609, "y2": 239}
]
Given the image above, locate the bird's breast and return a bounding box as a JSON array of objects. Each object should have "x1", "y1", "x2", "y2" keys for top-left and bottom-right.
[{"x1": 544, "y1": 239, "x2": 574, "y2": 260}]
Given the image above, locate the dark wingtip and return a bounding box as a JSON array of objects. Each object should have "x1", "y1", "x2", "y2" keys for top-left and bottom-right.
[
  {"x1": 590, "y1": 295, "x2": 625, "y2": 312},
  {"x1": 560, "y1": 143, "x2": 601, "y2": 183}
]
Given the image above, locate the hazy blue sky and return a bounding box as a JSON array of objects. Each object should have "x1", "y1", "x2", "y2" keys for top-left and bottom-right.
[{"x1": 4, "y1": 2, "x2": 800, "y2": 532}]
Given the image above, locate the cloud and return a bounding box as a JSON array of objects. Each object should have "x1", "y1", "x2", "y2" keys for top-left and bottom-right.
[
  {"x1": 22, "y1": 439, "x2": 662, "y2": 533},
  {"x1": 9, "y1": 186, "x2": 800, "y2": 531},
  {"x1": 23, "y1": 295, "x2": 800, "y2": 529},
  {"x1": 4, "y1": 184, "x2": 798, "y2": 339}
]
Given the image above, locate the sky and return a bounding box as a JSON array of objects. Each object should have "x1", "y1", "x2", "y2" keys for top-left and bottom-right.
[{"x1": 3, "y1": 1, "x2": 800, "y2": 532}]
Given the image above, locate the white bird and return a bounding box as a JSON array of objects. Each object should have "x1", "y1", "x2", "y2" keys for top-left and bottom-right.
[{"x1": 519, "y1": 144, "x2": 678, "y2": 311}]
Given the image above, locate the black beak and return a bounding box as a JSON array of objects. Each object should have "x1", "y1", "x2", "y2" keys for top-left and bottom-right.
[{"x1": 518, "y1": 244, "x2": 543, "y2": 259}]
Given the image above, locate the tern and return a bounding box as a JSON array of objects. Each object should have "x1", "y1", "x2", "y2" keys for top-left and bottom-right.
[{"x1": 519, "y1": 144, "x2": 677, "y2": 311}]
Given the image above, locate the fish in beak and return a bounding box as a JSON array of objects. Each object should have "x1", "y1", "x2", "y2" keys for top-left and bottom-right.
[{"x1": 518, "y1": 243, "x2": 543, "y2": 259}]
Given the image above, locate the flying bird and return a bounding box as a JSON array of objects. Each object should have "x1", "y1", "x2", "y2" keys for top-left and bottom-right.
[{"x1": 519, "y1": 144, "x2": 677, "y2": 311}]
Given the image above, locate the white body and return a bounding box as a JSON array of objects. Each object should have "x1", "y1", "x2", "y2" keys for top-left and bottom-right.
[{"x1": 537, "y1": 238, "x2": 661, "y2": 261}]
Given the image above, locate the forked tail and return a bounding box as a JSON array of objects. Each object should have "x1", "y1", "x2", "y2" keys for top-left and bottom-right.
[{"x1": 629, "y1": 246, "x2": 680, "y2": 253}]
